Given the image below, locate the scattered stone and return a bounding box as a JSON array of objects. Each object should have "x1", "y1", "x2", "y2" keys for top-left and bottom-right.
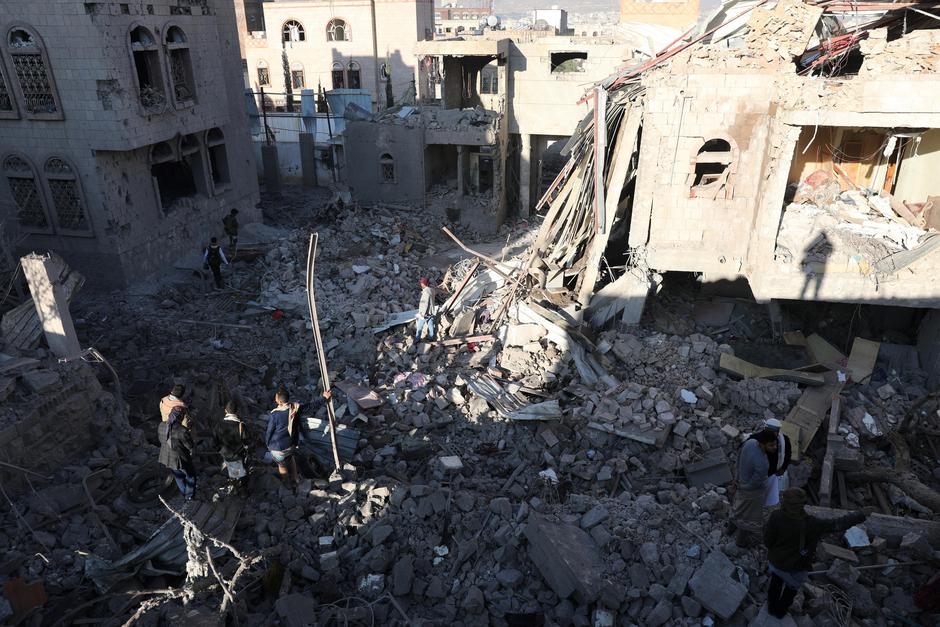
[
  {"x1": 580, "y1": 505, "x2": 610, "y2": 529},
  {"x1": 689, "y1": 551, "x2": 747, "y2": 621},
  {"x1": 439, "y1": 456, "x2": 463, "y2": 471}
]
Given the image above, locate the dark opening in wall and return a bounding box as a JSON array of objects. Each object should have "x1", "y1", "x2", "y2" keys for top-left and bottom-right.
[
  {"x1": 693, "y1": 139, "x2": 731, "y2": 185},
  {"x1": 131, "y1": 27, "x2": 165, "y2": 111},
  {"x1": 550, "y1": 51, "x2": 587, "y2": 73},
  {"x1": 478, "y1": 156, "x2": 493, "y2": 193},
  {"x1": 151, "y1": 160, "x2": 196, "y2": 209}
]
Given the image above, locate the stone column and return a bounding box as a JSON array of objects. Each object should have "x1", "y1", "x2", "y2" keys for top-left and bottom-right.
[
  {"x1": 20, "y1": 253, "x2": 81, "y2": 359},
  {"x1": 519, "y1": 133, "x2": 533, "y2": 218},
  {"x1": 299, "y1": 132, "x2": 318, "y2": 188},
  {"x1": 261, "y1": 144, "x2": 281, "y2": 194}
]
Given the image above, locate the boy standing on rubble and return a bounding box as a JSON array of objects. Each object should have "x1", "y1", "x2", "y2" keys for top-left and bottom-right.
[
  {"x1": 222, "y1": 208, "x2": 239, "y2": 248},
  {"x1": 266, "y1": 387, "x2": 331, "y2": 484},
  {"x1": 159, "y1": 384, "x2": 187, "y2": 422},
  {"x1": 764, "y1": 488, "x2": 866, "y2": 619},
  {"x1": 203, "y1": 237, "x2": 229, "y2": 289},
  {"x1": 415, "y1": 277, "x2": 436, "y2": 341},
  {"x1": 158, "y1": 405, "x2": 197, "y2": 501},
  {"x1": 216, "y1": 400, "x2": 249, "y2": 495},
  {"x1": 730, "y1": 429, "x2": 777, "y2": 547}
]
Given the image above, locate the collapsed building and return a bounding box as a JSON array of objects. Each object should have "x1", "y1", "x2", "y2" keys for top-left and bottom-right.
[
  {"x1": 0, "y1": 0, "x2": 259, "y2": 288},
  {"x1": 532, "y1": 0, "x2": 940, "y2": 382}
]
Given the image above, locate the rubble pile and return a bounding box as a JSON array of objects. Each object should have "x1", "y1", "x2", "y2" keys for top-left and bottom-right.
[
  {"x1": 1, "y1": 186, "x2": 937, "y2": 625},
  {"x1": 860, "y1": 28, "x2": 940, "y2": 76}
]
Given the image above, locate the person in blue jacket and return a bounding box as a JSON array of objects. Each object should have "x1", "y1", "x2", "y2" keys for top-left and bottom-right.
[{"x1": 266, "y1": 387, "x2": 331, "y2": 484}]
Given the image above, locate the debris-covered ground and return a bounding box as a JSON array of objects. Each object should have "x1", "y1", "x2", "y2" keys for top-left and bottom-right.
[{"x1": 1, "y1": 187, "x2": 939, "y2": 626}]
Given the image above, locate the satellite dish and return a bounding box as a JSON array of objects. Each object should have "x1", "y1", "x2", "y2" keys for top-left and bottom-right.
[{"x1": 486, "y1": 14, "x2": 499, "y2": 28}]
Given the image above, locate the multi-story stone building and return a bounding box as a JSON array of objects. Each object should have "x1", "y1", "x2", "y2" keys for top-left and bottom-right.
[
  {"x1": 434, "y1": 4, "x2": 492, "y2": 38},
  {"x1": 243, "y1": 0, "x2": 435, "y2": 110},
  {"x1": 0, "y1": 0, "x2": 260, "y2": 289}
]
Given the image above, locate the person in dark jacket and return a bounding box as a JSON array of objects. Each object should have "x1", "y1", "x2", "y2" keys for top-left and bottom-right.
[
  {"x1": 158, "y1": 405, "x2": 197, "y2": 500},
  {"x1": 222, "y1": 208, "x2": 239, "y2": 248},
  {"x1": 203, "y1": 237, "x2": 229, "y2": 289},
  {"x1": 747, "y1": 418, "x2": 793, "y2": 506},
  {"x1": 764, "y1": 488, "x2": 867, "y2": 618},
  {"x1": 215, "y1": 400, "x2": 249, "y2": 495},
  {"x1": 266, "y1": 387, "x2": 331, "y2": 484}
]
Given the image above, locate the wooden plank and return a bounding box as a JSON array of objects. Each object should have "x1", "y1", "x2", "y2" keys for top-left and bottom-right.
[
  {"x1": 846, "y1": 337, "x2": 880, "y2": 384},
  {"x1": 719, "y1": 353, "x2": 826, "y2": 386},
  {"x1": 785, "y1": 380, "x2": 844, "y2": 454},
  {"x1": 588, "y1": 420, "x2": 673, "y2": 448},
  {"x1": 819, "y1": 395, "x2": 841, "y2": 507},
  {"x1": 334, "y1": 380, "x2": 383, "y2": 410},
  {"x1": 806, "y1": 506, "x2": 940, "y2": 545},
  {"x1": 805, "y1": 333, "x2": 847, "y2": 371}
]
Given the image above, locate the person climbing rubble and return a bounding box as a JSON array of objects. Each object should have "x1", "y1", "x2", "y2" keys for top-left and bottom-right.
[
  {"x1": 157, "y1": 405, "x2": 197, "y2": 501},
  {"x1": 216, "y1": 400, "x2": 249, "y2": 495},
  {"x1": 266, "y1": 387, "x2": 331, "y2": 484},
  {"x1": 203, "y1": 237, "x2": 229, "y2": 289},
  {"x1": 764, "y1": 488, "x2": 867, "y2": 619},
  {"x1": 415, "y1": 277, "x2": 437, "y2": 341},
  {"x1": 159, "y1": 384, "x2": 187, "y2": 422},
  {"x1": 757, "y1": 417, "x2": 793, "y2": 507},
  {"x1": 729, "y1": 429, "x2": 777, "y2": 547},
  {"x1": 222, "y1": 208, "x2": 239, "y2": 249}
]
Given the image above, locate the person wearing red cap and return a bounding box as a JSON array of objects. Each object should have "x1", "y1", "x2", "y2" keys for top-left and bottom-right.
[{"x1": 416, "y1": 277, "x2": 436, "y2": 341}]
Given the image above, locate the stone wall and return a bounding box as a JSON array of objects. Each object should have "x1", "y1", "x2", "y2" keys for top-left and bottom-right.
[{"x1": 0, "y1": 363, "x2": 102, "y2": 488}]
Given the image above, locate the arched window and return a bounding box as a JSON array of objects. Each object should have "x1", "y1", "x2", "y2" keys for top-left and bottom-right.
[
  {"x1": 165, "y1": 26, "x2": 195, "y2": 105},
  {"x1": 282, "y1": 20, "x2": 305, "y2": 43},
  {"x1": 257, "y1": 60, "x2": 270, "y2": 86},
  {"x1": 290, "y1": 61, "x2": 305, "y2": 89},
  {"x1": 331, "y1": 62, "x2": 345, "y2": 89},
  {"x1": 206, "y1": 128, "x2": 230, "y2": 191},
  {"x1": 7, "y1": 27, "x2": 61, "y2": 118},
  {"x1": 327, "y1": 19, "x2": 349, "y2": 42},
  {"x1": 3, "y1": 155, "x2": 51, "y2": 231},
  {"x1": 44, "y1": 157, "x2": 89, "y2": 233},
  {"x1": 689, "y1": 138, "x2": 735, "y2": 199},
  {"x1": 347, "y1": 61, "x2": 361, "y2": 89},
  {"x1": 130, "y1": 26, "x2": 166, "y2": 112},
  {"x1": 380, "y1": 153, "x2": 395, "y2": 183}
]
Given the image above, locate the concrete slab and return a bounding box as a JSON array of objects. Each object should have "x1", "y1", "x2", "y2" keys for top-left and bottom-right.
[
  {"x1": 689, "y1": 551, "x2": 747, "y2": 621},
  {"x1": 524, "y1": 515, "x2": 606, "y2": 602}
]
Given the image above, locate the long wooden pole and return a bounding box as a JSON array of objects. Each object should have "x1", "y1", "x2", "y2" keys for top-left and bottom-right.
[{"x1": 305, "y1": 233, "x2": 342, "y2": 471}]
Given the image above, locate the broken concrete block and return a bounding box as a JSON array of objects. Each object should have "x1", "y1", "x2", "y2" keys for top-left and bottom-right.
[
  {"x1": 877, "y1": 383, "x2": 896, "y2": 400},
  {"x1": 392, "y1": 555, "x2": 414, "y2": 596},
  {"x1": 688, "y1": 551, "x2": 747, "y2": 621},
  {"x1": 844, "y1": 526, "x2": 870, "y2": 548},
  {"x1": 580, "y1": 505, "x2": 609, "y2": 530},
  {"x1": 899, "y1": 532, "x2": 932, "y2": 557},
  {"x1": 439, "y1": 456, "x2": 463, "y2": 471},
  {"x1": 638, "y1": 542, "x2": 659, "y2": 567},
  {"x1": 22, "y1": 369, "x2": 61, "y2": 394},
  {"x1": 524, "y1": 515, "x2": 606, "y2": 602},
  {"x1": 371, "y1": 525, "x2": 393, "y2": 546},
  {"x1": 820, "y1": 542, "x2": 858, "y2": 563},
  {"x1": 680, "y1": 389, "x2": 698, "y2": 404},
  {"x1": 645, "y1": 599, "x2": 672, "y2": 626},
  {"x1": 720, "y1": 424, "x2": 741, "y2": 439},
  {"x1": 276, "y1": 593, "x2": 319, "y2": 627},
  {"x1": 505, "y1": 323, "x2": 546, "y2": 347},
  {"x1": 496, "y1": 568, "x2": 523, "y2": 588}
]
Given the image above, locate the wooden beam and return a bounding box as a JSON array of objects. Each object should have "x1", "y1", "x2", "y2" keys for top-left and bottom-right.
[{"x1": 819, "y1": 395, "x2": 842, "y2": 508}]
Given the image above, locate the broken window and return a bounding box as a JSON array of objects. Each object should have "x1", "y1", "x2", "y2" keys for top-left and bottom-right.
[
  {"x1": 327, "y1": 19, "x2": 348, "y2": 42},
  {"x1": 480, "y1": 63, "x2": 498, "y2": 94},
  {"x1": 290, "y1": 62, "x2": 305, "y2": 89},
  {"x1": 282, "y1": 20, "x2": 305, "y2": 43},
  {"x1": 347, "y1": 61, "x2": 361, "y2": 89},
  {"x1": 380, "y1": 153, "x2": 396, "y2": 183},
  {"x1": 331, "y1": 62, "x2": 345, "y2": 89},
  {"x1": 130, "y1": 26, "x2": 166, "y2": 112},
  {"x1": 257, "y1": 60, "x2": 270, "y2": 86},
  {"x1": 43, "y1": 157, "x2": 90, "y2": 233},
  {"x1": 206, "y1": 128, "x2": 230, "y2": 192},
  {"x1": 550, "y1": 51, "x2": 587, "y2": 73},
  {"x1": 689, "y1": 138, "x2": 734, "y2": 199},
  {"x1": 3, "y1": 155, "x2": 51, "y2": 231},
  {"x1": 8, "y1": 28, "x2": 60, "y2": 117},
  {"x1": 165, "y1": 26, "x2": 195, "y2": 105},
  {"x1": 150, "y1": 137, "x2": 207, "y2": 211}
]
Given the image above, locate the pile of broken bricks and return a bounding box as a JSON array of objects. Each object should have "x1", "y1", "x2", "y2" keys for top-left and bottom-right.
[{"x1": 0, "y1": 188, "x2": 937, "y2": 625}]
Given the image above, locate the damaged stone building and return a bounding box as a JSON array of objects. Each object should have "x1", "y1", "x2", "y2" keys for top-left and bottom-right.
[
  {"x1": 0, "y1": 0, "x2": 259, "y2": 288},
  {"x1": 535, "y1": 0, "x2": 940, "y2": 380}
]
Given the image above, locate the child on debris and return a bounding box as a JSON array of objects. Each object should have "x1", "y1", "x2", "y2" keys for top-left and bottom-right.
[
  {"x1": 763, "y1": 488, "x2": 867, "y2": 619},
  {"x1": 203, "y1": 237, "x2": 229, "y2": 289},
  {"x1": 222, "y1": 208, "x2": 239, "y2": 248},
  {"x1": 158, "y1": 405, "x2": 197, "y2": 501},
  {"x1": 729, "y1": 429, "x2": 777, "y2": 547},
  {"x1": 159, "y1": 384, "x2": 187, "y2": 422},
  {"x1": 266, "y1": 387, "x2": 331, "y2": 484},
  {"x1": 415, "y1": 277, "x2": 437, "y2": 341},
  {"x1": 216, "y1": 400, "x2": 249, "y2": 495}
]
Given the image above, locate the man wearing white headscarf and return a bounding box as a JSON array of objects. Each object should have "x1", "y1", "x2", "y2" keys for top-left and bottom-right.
[{"x1": 760, "y1": 418, "x2": 792, "y2": 506}]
